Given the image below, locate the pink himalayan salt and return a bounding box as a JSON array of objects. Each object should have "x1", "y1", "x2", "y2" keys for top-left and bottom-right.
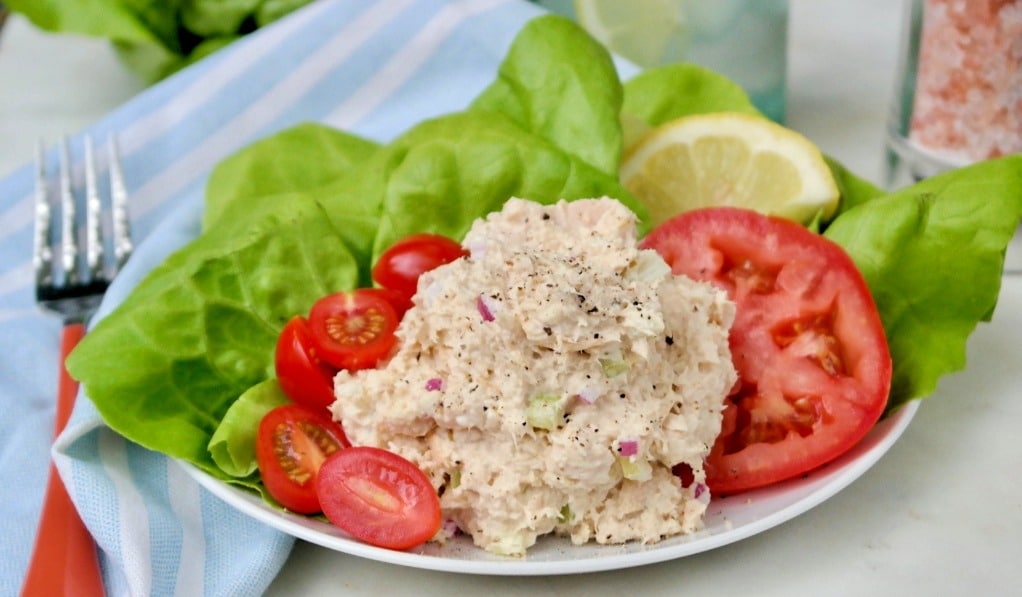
[{"x1": 909, "y1": 0, "x2": 1022, "y2": 164}]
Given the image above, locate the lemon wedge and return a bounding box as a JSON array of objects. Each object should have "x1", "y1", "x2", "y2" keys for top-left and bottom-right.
[
  {"x1": 574, "y1": 0, "x2": 689, "y2": 67},
  {"x1": 620, "y1": 112, "x2": 840, "y2": 227}
]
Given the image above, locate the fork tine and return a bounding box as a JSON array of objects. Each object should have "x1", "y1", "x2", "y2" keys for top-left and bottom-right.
[
  {"x1": 58, "y1": 136, "x2": 79, "y2": 286},
  {"x1": 107, "y1": 135, "x2": 132, "y2": 269},
  {"x1": 35, "y1": 134, "x2": 131, "y2": 308},
  {"x1": 33, "y1": 140, "x2": 54, "y2": 289},
  {"x1": 83, "y1": 135, "x2": 104, "y2": 282}
]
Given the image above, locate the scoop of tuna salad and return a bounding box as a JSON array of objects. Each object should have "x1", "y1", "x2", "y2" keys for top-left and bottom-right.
[{"x1": 330, "y1": 197, "x2": 737, "y2": 556}]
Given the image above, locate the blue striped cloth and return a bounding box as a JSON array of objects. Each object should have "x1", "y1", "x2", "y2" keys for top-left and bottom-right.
[{"x1": 0, "y1": 1, "x2": 552, "y2": 594}]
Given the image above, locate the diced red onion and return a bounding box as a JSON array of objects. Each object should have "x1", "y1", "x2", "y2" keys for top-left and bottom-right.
[
  {"x1": 618, "y1": 438, "x2": 639, "y2": 457},
  {"x1": 467, "y1": 239, "x2": 486, "y2": 261},
  {"x1": 437, "y1": 518, "x2": 460, "y2": 541},
  {"x1": 476, "y1": 295, "x2": 496, "y2": 322},
  {"x1": 425, "y1": 377, "x2": 444, "y2": 391},
  {"x1": 694, "y1": 482, "x2": 710, "y2": 505},
  {"x1": 575, "y1": 386, "x2": 599, "y2": 404}
]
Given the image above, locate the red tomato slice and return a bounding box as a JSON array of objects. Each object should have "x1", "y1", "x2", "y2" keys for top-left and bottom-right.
[
  {"x1": 307, "y1": 290, "x2": 399, "y2": 371},
  {"x1": 255, "y1": 404, "x2": 350, "y2": 514},
  {"x1": 317, "y1": 446, "x2": 442, "y2": 551},
  {"x1": 372, "y1": 233, "x2": 468, "y2": 303},
  {"x1": 640, "y1": 207, "x2": 891, "y2": 494},
  {"x1": 275, "y1": 316, "x2": 339, "y2": 409}
]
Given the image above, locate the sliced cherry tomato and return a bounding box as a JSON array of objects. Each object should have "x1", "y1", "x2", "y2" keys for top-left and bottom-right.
[
  {"x1": 364, "y1": 286, "x2": 413, "y2": 320},
  {"x1": 308, "y1": 290, "x2": 399, "y2": 371},
  {"x1": 275, "y1": 316, "x2": 339, "y2": 409},
  {"x1": 317, "y1": 446, "x2": 441, "y2": 551},
  {"x1": 256, "y1": 404, "x2": 350, "y2": 514},
  {"x1": 372, "y1": 233, "x2": 467, "y2": 303},
  {"x1": 641, "y1": 207, "x2": 891, "y2": 494}
]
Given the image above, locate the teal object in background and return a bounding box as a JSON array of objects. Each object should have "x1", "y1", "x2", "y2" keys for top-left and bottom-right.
[{"x1": 533, "y1": 0, "x2": 789, "y2": 123}]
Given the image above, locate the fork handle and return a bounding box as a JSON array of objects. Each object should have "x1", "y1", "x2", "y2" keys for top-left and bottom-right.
[{"x1": 22, "y1": 323, "x2": 105, "y2": 597}]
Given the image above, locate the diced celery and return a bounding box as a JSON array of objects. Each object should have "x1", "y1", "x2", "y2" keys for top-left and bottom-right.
[
  {"x1": 599, "y1": 355, "x2": 629, "y2": 378},
  {"x1": 490, "y1": 532, "x2": 530, "y2": 556},
  {"x1": 618, "y1": 456, "x2": 653, "y2": 481},
  {"x1": 557, "y1": 503, "x2": 574, "y2": 524},
  {"x1": 526, "y1": 394, "x2": 564, "y2": 431}
]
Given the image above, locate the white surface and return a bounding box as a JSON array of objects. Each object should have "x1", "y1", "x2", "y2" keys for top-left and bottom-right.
[
  {"x1": 2, "y1": 1, "x2": 1020, "y2": 594},
  {"x1": 182, "y1": 401, "x2": 917, "y2": 576}
]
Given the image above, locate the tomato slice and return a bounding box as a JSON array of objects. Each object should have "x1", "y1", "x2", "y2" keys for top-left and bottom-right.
[
  {"x1": 640, "y1": 207, "x2": 891, "y2": 494},
  {"x1": 372, "y1": 233, "x2": 468, "y2": 303},
  {"x1": 317, "y1": 446, "x2": 441, "y2": 551},
  {"x1": 275, "y1": 316, "x2": 339, "y2": 409},
  {"x1": 307, "y1": 290, "x2": 399, "y2": 371},
  {"x1": 255, "y1": 404, "x2": 350, "y2": 514}
]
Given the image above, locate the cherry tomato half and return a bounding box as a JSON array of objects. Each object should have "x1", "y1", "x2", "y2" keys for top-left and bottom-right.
[
  {"x1": 641, "y1": 207, "x2": 892, "y2": 494},
  {"x1": 372, "y1": 233, "x2": 468, "y2": 303},
  {"x1": 365, "y1": 286, "x2": 413, "y2": 320},
  {"x1": 316, "y1": 446, "x2": 441, "y2": 551},
  {"x1": 275, "y1": 316, "x2": 339, "y2": 409},
  {"x1": 255, "y1": 404, "x2": 350, "y2": 514},
  {"x1": 307, "y1": 289, "x2": 399, "y2": 371}
]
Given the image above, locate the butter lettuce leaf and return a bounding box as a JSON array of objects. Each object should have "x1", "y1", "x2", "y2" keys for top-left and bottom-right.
[
  {"x1": 367, "y1": 110, "x2": 648, "y2": 258},
  {"x1": 622, "y1": 63, "x2": 759, "y2": 124},
  {"x1": 472, "y1": 15, "x2": 624, "y2": 175},
  {"x1": 203, "y1": 122, "x2": 381, "y2": 231},
  {"x1": 208, "y1": 378, "x2": 289, "y2": 479},
  {"x1": 824, "y1": 155, "x2": 1022, "y2": 411},
  {"x1": 5, "y1": 0, "x2": 315, "y2": 83},
  {"x1": 66, "y1": 200, "x2": 360, "y2": 472}
]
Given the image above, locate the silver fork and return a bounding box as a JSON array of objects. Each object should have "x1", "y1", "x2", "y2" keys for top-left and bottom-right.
[{"x1": 22, "y1": 134, "x2": 132, "y2": 596}]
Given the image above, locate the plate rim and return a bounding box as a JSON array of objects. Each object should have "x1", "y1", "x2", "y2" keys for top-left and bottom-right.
[{"x1": 180, "y1": 399, "x2": 920, "y2": 576}]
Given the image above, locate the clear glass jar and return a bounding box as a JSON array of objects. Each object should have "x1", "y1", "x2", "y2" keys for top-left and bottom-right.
[
  {"x1": 885, "y1": 0, "x2": 1022, "y2": 271},
  {"x1": 885, "y1": 0, "x2": 1022, "y2": 186}
]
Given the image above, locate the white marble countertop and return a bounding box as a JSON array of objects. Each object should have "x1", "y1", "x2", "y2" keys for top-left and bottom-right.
[{"x1": 2, "y1": 1, "x2": 1020, "y2": 594}]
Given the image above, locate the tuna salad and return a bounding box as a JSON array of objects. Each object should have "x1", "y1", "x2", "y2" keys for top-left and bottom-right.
[{"x1": 330, "y1": 198, "x2": 737, "y2": 556}]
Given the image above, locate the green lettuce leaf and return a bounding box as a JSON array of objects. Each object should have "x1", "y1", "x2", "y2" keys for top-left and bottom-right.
[
  {"x1": 5, "y1": 0, "x2": 167, "y2": 44},
  {"x1": 622, "y1": 62, "x2": 759, "y2": 125},
  {"x1": 208, "y1": 378, "x2": 289, "y2": 478},
  {"x1": 471, "y1": 15, "x2": 624, "y2": 175},
  {"x1": 824, "y1": 155, "x2": 1022, "y2": 412},
  {"x1": 203, "y1": 122, "x2": 381, "y2": 231},
  {"x1": 181, "y1": 0, "x2": 260, "y2": 38},
  {"x1": 6, "y1": 0, "x2": 314, "y2": 83},
  {"x1": 366, "y1": 110, "x2": 649, "y2": 259},
  {"x1": 66, "y1": 200, "x2": 360, "y2": 472}
]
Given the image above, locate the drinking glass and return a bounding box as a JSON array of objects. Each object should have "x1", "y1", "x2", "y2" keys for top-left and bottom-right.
[{"x1": 533, "y1": 0, "x2": 789, "y2": 123}]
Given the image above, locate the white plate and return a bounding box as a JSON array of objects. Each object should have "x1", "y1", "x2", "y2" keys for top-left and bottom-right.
[{"x1": 181, "y1": 399, "x2": 918, "y2": 576}]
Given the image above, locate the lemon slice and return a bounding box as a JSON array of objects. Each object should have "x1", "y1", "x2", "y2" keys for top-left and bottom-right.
[
  {"x1": 574, "y1": 0, "x2": 688, "y2": 67},
  {"x1": 620, "y1": 112, "x2": 840, "y2": 226}
]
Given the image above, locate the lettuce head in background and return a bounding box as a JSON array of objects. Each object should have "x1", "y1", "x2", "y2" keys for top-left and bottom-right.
[{"x1": 3, "y1": 0, "x2": 313, "y2": 83}]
